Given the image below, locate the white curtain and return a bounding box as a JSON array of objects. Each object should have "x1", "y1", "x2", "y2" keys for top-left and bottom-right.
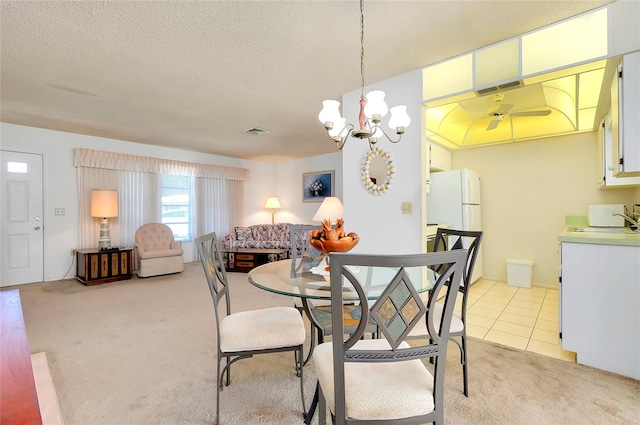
[
  {"x1": 75, "y1": 149, "x2": 249, "y2": 249},
  {"x1": 193, "y1": 177, "x2": 244, "y2": 238}
]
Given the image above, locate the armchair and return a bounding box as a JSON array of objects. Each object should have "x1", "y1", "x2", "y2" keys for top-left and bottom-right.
[{"x1": 134, "y1": 223, "x2": 184, "y2": 277}]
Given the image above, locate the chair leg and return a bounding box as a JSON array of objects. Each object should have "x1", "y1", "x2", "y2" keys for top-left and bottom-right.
[
  {"x1": 318, "y1": 385, "x2": 327, "y2": 425},
  {"x1": 305, "y1": 383, "x2": 319, "y2": 425},
  {"x1": 298, "y1": 345, "x2": 306, "y2": 415},
  {"x1": 461, "y1": 334, "x2": 469, "y2": 397},
  {"x1": 216, "y1": 356, "x2": 222, "y2": 425}
]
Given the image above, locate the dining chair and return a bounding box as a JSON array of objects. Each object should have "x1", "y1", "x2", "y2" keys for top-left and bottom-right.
[
  {"x1": 195, "y1": 231, "x2": 306, "y2": 424},
  {"x1": 407, "y1": 228, "x2": 483, "y2": 397},
  {"x1": 308, "y1": 250, "x2": 467, "y2": 425},
  {"x1": 289, "y1": 225, "x2": 377, "y2": 364}
]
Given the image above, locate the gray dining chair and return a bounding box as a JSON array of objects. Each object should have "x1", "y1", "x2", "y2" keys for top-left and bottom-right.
[
  {"x1": 308, "y1": 249, "x2": 467, "y2": 425},
  {"x1": 289, "y1": 225, "x2": 377, "y2": 365},
  {"x1": 290, "y1": 224, "x2": 326, "y2": 357},
  {"x1": 195, "y1": 231, "x2": 306, "y2": 424},
  {"x1": 406, "y1": 228, "x2": 483, "y2": 397}
]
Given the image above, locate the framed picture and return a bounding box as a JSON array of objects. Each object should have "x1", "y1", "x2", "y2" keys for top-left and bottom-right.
[{"x1": 302, "y1": 170, "x2": 334, "y2": 202}]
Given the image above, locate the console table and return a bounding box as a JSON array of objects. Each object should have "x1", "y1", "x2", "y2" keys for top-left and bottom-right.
[
  {"x1": 222, "y1": 248, "x2": 287, "y2": 272},
  {"x1": 76, "y1": 248, "x2": 133, "y2": 285}
]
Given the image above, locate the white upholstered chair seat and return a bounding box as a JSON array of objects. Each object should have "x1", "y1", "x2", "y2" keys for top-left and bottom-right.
[
  {"x1": 312, "y1": 339, "x2": 435, "y2": 421},
  {"x1": 220, "y1": 306, "x2": 305, "y2": 353},
  {"x1": 407, "y1": 303, "x2": 464, "y2": 337}
]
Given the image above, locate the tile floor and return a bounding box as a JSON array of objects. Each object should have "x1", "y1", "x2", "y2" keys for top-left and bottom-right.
[{"x1": 460, "y1": 279, "x2": 576, "y2": 362}]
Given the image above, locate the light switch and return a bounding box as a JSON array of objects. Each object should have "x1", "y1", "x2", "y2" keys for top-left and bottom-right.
[
  {"x1": 401, "y1": 202, "x2": 413, "y2": 214},
  {"x1": 55, "y1": 208, "x2": 65, "y2": 215}
]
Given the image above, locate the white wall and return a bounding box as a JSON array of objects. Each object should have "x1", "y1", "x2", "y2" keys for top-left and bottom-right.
[
  {"x1": 451, "y1": 131, "x2": 638, "y2": 286},
  {"x1": 341, "y1": 69, "x2": 424, "y2": 255},
  {"x1": 270, "y1": 152, "x2": 343, "y2": 225},
  {"x1": 0, "y1": 123, "x2": 340, "y2": 281}
]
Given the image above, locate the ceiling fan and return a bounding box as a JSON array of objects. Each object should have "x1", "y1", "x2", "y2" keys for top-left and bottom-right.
[{"x1": 485, "y1": 94, "x2": 552, "y2": 130}]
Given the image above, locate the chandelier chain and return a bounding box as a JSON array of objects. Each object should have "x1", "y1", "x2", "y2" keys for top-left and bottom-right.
[{"x1": 360, "y1": 0, "x2": 365, "y2": 98}]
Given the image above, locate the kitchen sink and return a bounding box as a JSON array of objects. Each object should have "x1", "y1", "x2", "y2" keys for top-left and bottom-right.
[{"x1": 572, "y1": 227, "x2": 638, "y2": 234}]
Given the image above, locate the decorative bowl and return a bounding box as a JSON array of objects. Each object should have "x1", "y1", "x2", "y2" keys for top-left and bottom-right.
[{"x1": 309, "y1": 237, "x2": 359, "y2": 255}]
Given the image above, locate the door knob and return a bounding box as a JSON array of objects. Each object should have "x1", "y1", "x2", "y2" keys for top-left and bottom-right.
[{"x1": 34, "y1": 226, "x2": 41, "y2": 231}]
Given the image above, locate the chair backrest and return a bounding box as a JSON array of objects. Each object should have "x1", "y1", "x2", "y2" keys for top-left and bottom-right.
[
  {"x1": 328, "y1": 250, "x2": 468, "y2": 423},
  {"x1": 195, "y1": 232, "x2": 231, "y2": 342},
  {"x1": 135, "y1": 223, "x2": 176, "y2": 251},
  {"x1": 290, "y1": 224, "x2": 324, "y2": 266},
  {"x1": 433, "y1": 228, "x2": 483, "y2": 290}
]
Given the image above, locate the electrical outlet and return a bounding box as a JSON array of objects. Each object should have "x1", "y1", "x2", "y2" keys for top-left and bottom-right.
[
  {"x1": 71, "y1": 249, "x2": 76, "y2": 256},
  {"x1": 401, "y1": 201, "x2": 414, "y2": 214},
  {"x1": 55, "y1": 208, "x2": 65, "y2": 215}
]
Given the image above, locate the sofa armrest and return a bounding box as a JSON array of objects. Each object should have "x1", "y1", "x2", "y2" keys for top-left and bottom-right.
[
  {"x1": 170, "y1": 240, "x2": 182, "y2": 249},
  {"x1": 221, "y1": 232, "x2": 236, "y2": 249}
]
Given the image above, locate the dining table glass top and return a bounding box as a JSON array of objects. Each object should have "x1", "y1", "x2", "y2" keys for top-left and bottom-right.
[{"x1": 247, "y1": 258, "x2": 436, "y2": 301}]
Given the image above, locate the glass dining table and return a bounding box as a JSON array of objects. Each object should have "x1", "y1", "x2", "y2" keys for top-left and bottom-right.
[{"x1": 247, "y1": 257, "x2": 437, "y2": 302}]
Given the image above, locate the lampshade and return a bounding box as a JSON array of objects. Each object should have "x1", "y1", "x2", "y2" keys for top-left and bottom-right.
[
  {"x1": 364, "y1": 90, "x2": 389, "y2": 118},
  {"x1": 264, "y1": 196, "x2": 281, "y2": 209},
  {"x1": 91, "y1": 189, "x2": 119, "y2": 218},
  {"x1": 312, "y1": 197, "x2": 344, "y2": 223}
]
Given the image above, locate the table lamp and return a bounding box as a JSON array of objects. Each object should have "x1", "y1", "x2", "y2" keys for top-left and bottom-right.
[
  {"x1": 312, "y1": 197, "x2": 343, "y2": 224},
  {"x1": 264, "y1": 196, "x2": 281, "y2": 224},
  {"x1": 91, "y1": 189, "x2": 119, "y2": 250}
]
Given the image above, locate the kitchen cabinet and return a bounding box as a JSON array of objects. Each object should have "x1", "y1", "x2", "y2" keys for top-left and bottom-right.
[
  {"x1": 598, "y1": 113, "x2": 640, "y2": 188},
  {"x1": 428, "y1": 142, "x2": 451, "y2": 172},
  {"x1": 610, "y1": 51, "x2": 640, "y2": 177},
  {"x1": 560, "y1": 241, "x2": 640, "y2": 379},
  {"x1": 425, "y1": 142, "x2": 451, "y2": 193}
]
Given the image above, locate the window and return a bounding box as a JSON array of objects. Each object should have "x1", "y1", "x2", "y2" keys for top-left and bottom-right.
[{"x1": 161, "y1": 175, "x2": 191, "y2": 240}]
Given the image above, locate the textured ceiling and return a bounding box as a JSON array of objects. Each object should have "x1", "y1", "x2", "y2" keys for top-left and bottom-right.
[{"x1": 0, "y1": 1, "x2": 612, "y2": 163}]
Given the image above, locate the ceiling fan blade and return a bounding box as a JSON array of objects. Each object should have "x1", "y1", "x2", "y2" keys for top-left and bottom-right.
[
  {"x1": 494, "y1": 103, "x2": 514, "y2": 115},
  {"x1": 486, "y1": 119, "x2": 500, "y2": 131},
  {"x1": 511, "y1": 110, "x2": 552, "y2": 117}
]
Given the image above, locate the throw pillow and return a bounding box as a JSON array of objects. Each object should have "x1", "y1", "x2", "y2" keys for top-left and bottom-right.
[{"x1": 235, "y1": 227, "x2": 252, "y2": 241}]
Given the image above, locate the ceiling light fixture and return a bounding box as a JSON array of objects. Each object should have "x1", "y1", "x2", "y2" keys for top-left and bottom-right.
[{"x1": 318, "y1": 0, "x2": 411, "y2": 151}]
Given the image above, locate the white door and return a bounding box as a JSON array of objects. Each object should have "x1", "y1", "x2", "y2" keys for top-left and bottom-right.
[{"x1": 1, "y1": 151, "x2": 44, "y2": 286}]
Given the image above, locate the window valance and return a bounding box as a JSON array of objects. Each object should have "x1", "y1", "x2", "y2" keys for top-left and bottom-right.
[{"x1": 74, "y1": 148, "x2": 250, "y2": 181}]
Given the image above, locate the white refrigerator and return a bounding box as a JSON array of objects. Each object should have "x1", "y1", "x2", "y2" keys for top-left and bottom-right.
[{"x1": 427, "y1": 168, "x2": 483, "y2": 283}]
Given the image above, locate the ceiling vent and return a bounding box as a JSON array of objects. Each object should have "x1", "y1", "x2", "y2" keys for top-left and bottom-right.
[
  {"x1": 475, "y1": 80, "x2": 523, "y2": 96},
  {"x1": 242, "y1": 127, "x2": 271, "y2": 136}
]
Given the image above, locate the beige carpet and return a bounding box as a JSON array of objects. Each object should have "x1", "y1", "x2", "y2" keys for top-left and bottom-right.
[{"x1": 13, "y1": 262, "x2": 640, "y2": 425}]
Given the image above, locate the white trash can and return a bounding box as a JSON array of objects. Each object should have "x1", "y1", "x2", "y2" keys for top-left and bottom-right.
[{"x1": 506, "y1": 259, "x2": 534, "y2": 288}]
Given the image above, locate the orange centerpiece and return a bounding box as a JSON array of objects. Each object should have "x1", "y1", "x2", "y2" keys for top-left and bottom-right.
[{"x1": 309, "y1": 219, "x2": 359, "y2": 255}]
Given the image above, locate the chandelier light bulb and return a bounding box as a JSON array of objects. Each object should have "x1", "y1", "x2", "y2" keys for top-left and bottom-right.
[
  {"x1": 318, "y1": 100, "x2": 342, "y2": 125},
  {"x1": 388, "y1": 105, "x2": 411, "y2": 131},
  {"x1": 364, "y1": 90, "x2": 389, "y2": 119}
]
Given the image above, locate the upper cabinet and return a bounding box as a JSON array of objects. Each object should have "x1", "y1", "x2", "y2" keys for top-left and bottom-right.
[
  {"x1": 610, "y1": 51, "x2": 640, "y2": 177},
  {"x1": 428, "y1": 142, "x2": 451, "y2": 172},
  {"x1": 598, "y1": 112, "x2": 640, "y2": 188},
  {"x1": 425, "y1": 141, "x2": 451, "y2": 193}
]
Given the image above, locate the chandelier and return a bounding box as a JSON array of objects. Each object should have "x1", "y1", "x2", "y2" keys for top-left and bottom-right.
[{"x1": 318, "y1": 0, "x2": 411, "y2": 150}]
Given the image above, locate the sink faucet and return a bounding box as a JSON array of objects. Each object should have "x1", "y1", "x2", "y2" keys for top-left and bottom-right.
[{"x1": 613, "y1": 213, "x2": 640, "y2": 232}]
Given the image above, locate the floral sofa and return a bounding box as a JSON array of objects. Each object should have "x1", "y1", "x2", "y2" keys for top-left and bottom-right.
[{"x1": 222, "y1": 223, "x2": 298, "y2": 255}]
